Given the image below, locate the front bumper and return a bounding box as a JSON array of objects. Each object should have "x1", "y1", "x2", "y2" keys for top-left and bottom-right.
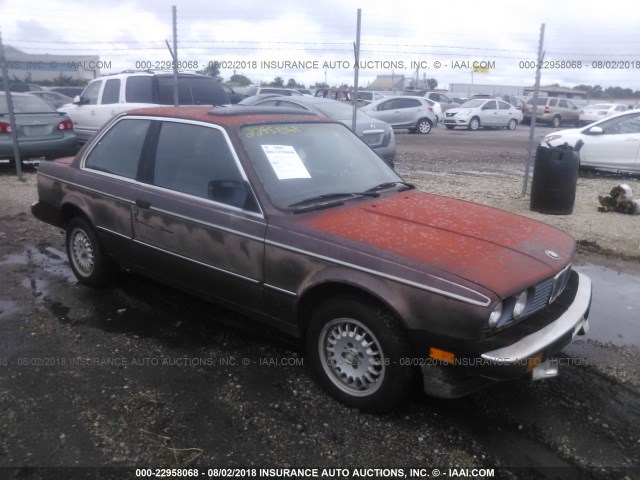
[{"x1": 415, "y1": 270, "x2": 592, "y2": 398}]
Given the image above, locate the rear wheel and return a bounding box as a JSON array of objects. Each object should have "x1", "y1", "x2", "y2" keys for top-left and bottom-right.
[
  {"x1": 468, "y1": 117, "x2": 480, "y2": 130},
  {"x1": 415, "y1": 118, "x2": 433, "y2": 134},
  {"x1": 307, "y1": 295, "x2": 415, "y2": 412},
  {"x1": 552, "y1": 115, "x2": 561, "y2": 128},
  {"x1": 66, "y1": 217, "x2": 117, "y2": 287}
]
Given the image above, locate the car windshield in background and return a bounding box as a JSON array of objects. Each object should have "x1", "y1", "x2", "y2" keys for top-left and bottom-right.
[
  {"x1": 460, "y1": 99, "x2": 485, "y2": 108},
  {"x1": 240, "y1": 123, "x2": 400, "y2": 209},
  {"x1": 0, "y1": 94, "x2": 56, "y2": 114}
]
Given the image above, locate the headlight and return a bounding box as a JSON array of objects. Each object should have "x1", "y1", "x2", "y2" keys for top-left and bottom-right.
[
  {"x1": 463, "y1": 110, "x2": 474, "y2": 116},
  {"x1": 513, "y1": 291, "x2": 528, "y2": 319},
  {"x1": 488, "y1": 302, "x2": 503, "y2": 328}
]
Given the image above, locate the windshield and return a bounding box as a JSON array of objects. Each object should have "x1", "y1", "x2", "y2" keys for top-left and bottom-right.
[
  {"x1": 460, "y1": 99, "x2": 485, "y2": 108},
  {"x1": 0, "y1": 94, "x2": 56, "y2": 114},
  {"x1": 240, "y1": 123, "x2": 401, "y2": 209}
]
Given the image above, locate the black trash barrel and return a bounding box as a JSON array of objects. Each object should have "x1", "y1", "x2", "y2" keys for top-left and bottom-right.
[{"x1": 530, "y1": 142, "x2": 582, "y2": 214}]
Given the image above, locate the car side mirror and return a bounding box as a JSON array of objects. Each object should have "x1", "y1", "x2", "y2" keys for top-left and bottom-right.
[
  {"x1": 208, "y1": 179, "x2": 258, "y2": 212},
  {"x1": 72, "y1": 95, "x2": 82, "y2": 104},
  {"x1": 587, "y1": 126, "x2": 603, "y2": 135}
]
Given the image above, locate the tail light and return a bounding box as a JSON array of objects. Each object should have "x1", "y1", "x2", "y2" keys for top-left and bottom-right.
[
  {"x1": 57, "y1": 119, "x2": 74, "y2": 131},
  {"x1": 0, "y1": 122, "x2": 12, "y2": 134},
  {"x1": 543, "y1": 106, "x2": 551, "y2": 114}
]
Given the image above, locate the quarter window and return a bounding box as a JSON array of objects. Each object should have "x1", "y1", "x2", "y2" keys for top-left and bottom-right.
[{"x1": 84, "y1": 119, "x2": 150, "y2": 178}]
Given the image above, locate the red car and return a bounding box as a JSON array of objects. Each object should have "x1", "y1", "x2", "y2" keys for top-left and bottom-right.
[{"x1": 32, "y1": 106, "x2": 592, "y2": 412}]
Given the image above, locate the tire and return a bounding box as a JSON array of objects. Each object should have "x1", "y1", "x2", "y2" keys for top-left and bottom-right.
[
  {"x1": 66, "y1": 217, "x2": 117, "y2": 287},
  {"x1": 445, "y1": 125, "x2": 455, "y2": 130},
  {"x1": 468, "y1": 117, "x2": 480, "y2": 131},
  {"x1": 507, "y1": 119, "x2": 517, "y2": 130},
  {"x1": 552, "y1": 115, "x2": 561, "y2": 128},
  {"x1": 415, "y1": 118, "x2": 432, "y2": 134},
  {"x1": 307, "y1": 295, "x2": 415, "y2": 412}
]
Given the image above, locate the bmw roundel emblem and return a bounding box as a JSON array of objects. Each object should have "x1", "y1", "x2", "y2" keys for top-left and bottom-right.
[{"x1": 545, "y1": 250, "x2": 560, "y2": 260}]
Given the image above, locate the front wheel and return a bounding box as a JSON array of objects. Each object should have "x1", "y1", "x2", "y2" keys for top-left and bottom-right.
[
  {"x1": 307, "y1": 296, "x2": 415, "y2": 412},
  {"x1": 468, "y1": 117, "x2": 480, "y2": 130},
  {"x1": 506, "y1": 119, "x2": 517, "y2": 130},
  {"x1": 552, "y1": 115, "x2": 561, "y2": 128},
  {"x1": 66, "y1": 217, "x2": 117, "y2": 287},
  {"x1": 415, "y1": 118, "x2": 433, "y2": 134}
]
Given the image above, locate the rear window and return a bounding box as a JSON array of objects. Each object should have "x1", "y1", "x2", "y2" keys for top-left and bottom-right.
[
  {"x1": 0, "y1": 94, "x2": 56, "y2": 113},
  {"x1": 526, "y1": 97, "x2": 548, "y2": 106}
]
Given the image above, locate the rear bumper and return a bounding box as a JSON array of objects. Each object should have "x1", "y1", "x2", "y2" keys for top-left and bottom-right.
[
  {"x1": 0, "y1": 134, "x2": 78, "y2": 160},
  {"x1": 415, "y1": 270, "x2": 592, "y2": 397}
]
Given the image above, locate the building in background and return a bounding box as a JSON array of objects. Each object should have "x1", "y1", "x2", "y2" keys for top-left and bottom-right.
[{"x1": 1, "y1": 46, "x2": 101, "y2": 84}]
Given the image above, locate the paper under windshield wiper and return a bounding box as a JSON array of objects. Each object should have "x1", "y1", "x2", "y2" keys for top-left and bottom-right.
[
  {"x1": 365, "y1": 181, "x2": 415, "y2": 192},
  {"x1": 288, "y1": 191, "x2": 379, "y2": 209}
]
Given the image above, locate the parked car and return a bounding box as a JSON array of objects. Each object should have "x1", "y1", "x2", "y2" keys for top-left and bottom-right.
[
  {"x1": 357, "y1": 91, "x2": 388, "y2": 105},
  {"x1": 0, "y1": 83, "x2": 45, "y2": 93},
  {"x1": 245, "y1": 96, "x2": 396, "y2": 167},
  {"x1": 424, "y1": 98, "x2": 443, "y2": 124},
  {"x1": 361, "y1": 96, "x2": 438, "y2": 134},
  {"x1": 59, "y1": 71, "x2": 229, "y2": 142},
  {"x1": 27, "y1": 91, "x2": 74, "y2": 109},
  {"x1": 221, "y1": 84, "x2": 243, "y2": 104},
  {"x1": 50, "y1": 87, "x2": 85, "y2": 98},
  {"x1": 523, "y1": 97, "x2": 580, "y2": 127},
  {"x1": 31, "y1": 106, "x2": 592, "y2": 412},
  {"x1": 578, "y1": 103, "x2": 629, "y2": 126},
  {"x1": 542, "y1": 109, "x2": 640, "y2": 173},
  {"x1": 0, "y1": 92, "x2": 78, "y2": 161},
  {"x1": 403, "y1": 91, "x2": 460, "y2": 112},
  {"x1": 237, "y1": 94, "x2": 282, "y2": 106},
  {"x1": 239, "y1": 86, "x2": 303, "y2": 98},
  {"x1": 471, "y1": 94, "x2": 525, "y2": 111},
  {"x1": 443, "y1": 99, "x2": 523, "y2": 130}
]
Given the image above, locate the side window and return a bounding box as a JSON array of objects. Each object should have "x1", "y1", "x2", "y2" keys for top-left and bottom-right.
[
  {"x1": 559, "y1": 100, "x2": 568, "y2": 108},
  {"x1": 601, "y1": 113, "x2": 640, "y2": 135},
  {"x1": 549, "y1": 99, "x2": 557, "y2": 107},
  {"x1": 81, "y1": 81, "x2": 102, "y2": 105},
  {"x1": 153, "y1": 122, "x2": 257, "y2": 211},
  {"x1": 498, "y1": 101, "x2": 511, "y2": 110},
  {"x1": 483, "y1": 101, "x2": 497, "y2": 110},
  {"x1": 378, "y1": 100, "x2": 395, "y2": 111},
  {"x1": 101, "y1": 79, "x2": 121, "y2": 104},
  {"x1": 84, "y1": 119, "x2": 150, "y2": 178},
  {"x1": 126, "y1": 76, "x2": 153, "y2": 103}
]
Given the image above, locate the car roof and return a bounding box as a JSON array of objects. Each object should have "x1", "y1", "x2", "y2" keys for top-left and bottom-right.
[{"x1": 122, "y1": 106, "x2": 322, "y2": 127}]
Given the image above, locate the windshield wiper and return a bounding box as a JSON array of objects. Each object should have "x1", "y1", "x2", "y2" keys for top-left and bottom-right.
[
  {"x1": 365, "y1": 181, "x2": 415, "y2": 192},
  {"x1": 288, "y1": 191, "x2": 380, "y2": 210}
]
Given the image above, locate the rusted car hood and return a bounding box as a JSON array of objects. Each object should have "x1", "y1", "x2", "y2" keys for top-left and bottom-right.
[{"x1": 303, "y1": 190, "x2": 575, "y2": 297}]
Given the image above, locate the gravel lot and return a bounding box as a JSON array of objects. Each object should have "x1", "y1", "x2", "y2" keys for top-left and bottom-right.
[{"x1": 0, "y1": 125, "x2": 639, "y2": 480}]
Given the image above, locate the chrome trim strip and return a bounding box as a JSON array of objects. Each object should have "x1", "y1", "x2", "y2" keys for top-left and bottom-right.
[
  {"x1": 96, "y1": 226, "x2": 131, "y2": 240},
  {"x1": 263, "y1": 284, "x2": 298, "y2": 297},
  {"x1": 481, "y1": 272, "x2": 591, "y2": 364},
  {"x1": 265, "y1": 240, "x2": 491, "y2": 307},
  {"x1": 146, "y1": 205, "x2": 265, "y2": 243},
  {"x1": 41, "y1": 173, "x2": 135, "y2": 204},
  {"x1": 132, "y1": 239, "x2": 261, "y2": 285}
]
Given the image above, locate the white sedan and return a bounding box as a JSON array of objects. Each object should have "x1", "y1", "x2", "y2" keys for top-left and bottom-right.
[
  {"x1": 578, "y1": 103, "x2": 629, "y2": 126},
  {"x1": 542, "y1": 109, "x2": 640, "y2": 173},
  {"x1": 443, "y1": 99, "x2": 523, "y2": 130}
]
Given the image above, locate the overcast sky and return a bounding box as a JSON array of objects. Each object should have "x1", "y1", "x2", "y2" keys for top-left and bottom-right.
[{"x1": 2, "y1": 0, "x2": 640, "y2": 93}]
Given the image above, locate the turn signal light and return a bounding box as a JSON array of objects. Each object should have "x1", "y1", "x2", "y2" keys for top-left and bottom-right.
[{"x1": 429, "y1": 347, "x2": 455, "y2": 364}]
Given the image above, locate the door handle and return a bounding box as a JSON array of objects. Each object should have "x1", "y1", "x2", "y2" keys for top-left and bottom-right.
[{"x1": 135, "y1": 199, "x2": 151, "y2": 209}]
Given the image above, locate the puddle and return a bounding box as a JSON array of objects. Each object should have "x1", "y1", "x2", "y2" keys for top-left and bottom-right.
[
  {"x1": 1, "y1": 245, "x2": 77, "y2": 283},
  {"x1": 574, "y1": 263, "x2": 640, "y2": 347}
]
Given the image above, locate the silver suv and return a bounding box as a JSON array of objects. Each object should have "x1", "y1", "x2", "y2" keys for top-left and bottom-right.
[
  {"x1": 361, "y1": 96, "x2": 438, "y2": 134},
  {"x1": 59, "y1": 71, "x2": 229, "y2": 141},
  {"x1": 523, "y1": 97, "x2": 580, "y2": 127}
]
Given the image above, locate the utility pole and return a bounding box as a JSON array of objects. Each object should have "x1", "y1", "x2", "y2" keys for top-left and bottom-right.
[
  {"x1": 351, "y1": 8, "x2": 361, "y2": 132},
  {"x1": 522, "y1": 23, "x2": 546, "y2": 196},
  {"x1": 165, "y1": 6, "x2": 179, "y2": 106},
  {"x1": 0, "y1": 29, "x2": 23, "y2": 180}
]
